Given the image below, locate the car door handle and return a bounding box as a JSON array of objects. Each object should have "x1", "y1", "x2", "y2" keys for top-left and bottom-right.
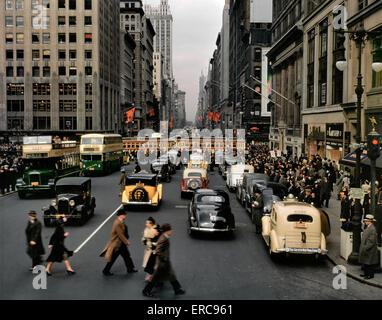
[{"x1": 301, "y1": 232, "x2": 306, "y2": 243}]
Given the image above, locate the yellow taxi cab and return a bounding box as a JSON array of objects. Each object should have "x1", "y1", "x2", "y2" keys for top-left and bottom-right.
[{"x1": 122, "y1": 173, "x2": 163, "y2": 210}]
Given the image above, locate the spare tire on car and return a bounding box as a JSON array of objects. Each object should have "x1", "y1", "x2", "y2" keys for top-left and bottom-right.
[
  {"x1": 131, "y1": 187, "x2": 149, "y2": 202},
  {"x1": 187, "y1": 179, "x2": 202, "y2": 190}
]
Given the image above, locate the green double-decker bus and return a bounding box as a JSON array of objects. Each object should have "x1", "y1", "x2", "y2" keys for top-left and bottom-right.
[
  {"x1": 16, "y1": 136, "x2": 81, "y2": 199},
  {"x1": 80, "y1": 134, "x2": 123, "y2": 176}
]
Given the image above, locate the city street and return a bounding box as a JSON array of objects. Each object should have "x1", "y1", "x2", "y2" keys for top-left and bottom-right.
[{"x1": 0, "y1": 163, "x2": 381, "y2": 300}]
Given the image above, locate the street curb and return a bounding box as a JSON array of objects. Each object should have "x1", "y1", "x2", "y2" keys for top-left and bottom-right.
[
  {"x1": 0, "y1": 191, "x2": 16, "y2": 198},
  {"x1": 326, "y1": 254, "x2": 382, "y2": 289}
]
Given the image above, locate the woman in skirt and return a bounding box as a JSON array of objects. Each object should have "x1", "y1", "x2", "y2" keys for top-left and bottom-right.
[
  {"x1": 46, "y1": 216, "x2": 75, "y2": 276},
  {"x1": 142, "y1": 217, "x2": 161, "y2": 281}
]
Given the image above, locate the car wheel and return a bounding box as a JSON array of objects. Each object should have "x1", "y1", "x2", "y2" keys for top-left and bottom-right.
[
  {"x1": 79, "y1": 208, "x2": 87, "y2": 226},
  {"x1": 188, "y1": 225, "x2": 195, "y2": 237},
  {"x1": 18, "y1": 192, "x2": 26, "y2": 199}
]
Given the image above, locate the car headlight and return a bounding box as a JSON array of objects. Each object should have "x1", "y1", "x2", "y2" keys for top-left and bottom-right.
[
  {"x1": 98, "y1": 164, "x2": 101, "y2": 168},
  {"x1": 69, "y1": 200, "x2": 75, "y2": 207},
  {"x1": 51, "y1": 200, "x2": 57, "y2": 206}
]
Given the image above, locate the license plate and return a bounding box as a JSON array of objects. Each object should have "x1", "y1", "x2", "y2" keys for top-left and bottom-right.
[
  {"x1": 294, "y1": 222, "x2": 307, "y2": 228},
  {"x1": 31, "y1": 182, "x2": 39, "y2": 186},
  {"x1": 90, "y1": 168, "x2": 95, "y2": 171}
]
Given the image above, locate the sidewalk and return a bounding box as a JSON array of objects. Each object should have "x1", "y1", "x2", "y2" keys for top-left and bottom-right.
[{"x1": 324, "y1": 189, "x2": 382, "y2": 288}]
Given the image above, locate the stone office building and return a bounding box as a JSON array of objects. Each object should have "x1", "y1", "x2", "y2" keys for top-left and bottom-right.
[{"x1": 0, "y1": 0, "x2": 121, "y2": 137}]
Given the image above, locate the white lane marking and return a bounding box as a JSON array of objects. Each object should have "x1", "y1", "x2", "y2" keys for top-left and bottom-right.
[
  {"x1": 175, "y1": 205, "x2": 188, "y2": 209},
  {"x1": 74, "y1": 204, "x2": 122, "y2": 254}
]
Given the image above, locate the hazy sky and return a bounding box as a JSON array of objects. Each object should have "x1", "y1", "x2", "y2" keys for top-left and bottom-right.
[{"x1": 144, "y1": 0, "x2": 226, "y2": 122}]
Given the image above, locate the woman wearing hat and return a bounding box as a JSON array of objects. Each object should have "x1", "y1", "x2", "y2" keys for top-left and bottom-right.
[
  {"x1": 359, "y1": 215, "x2": 379, "y2": 280},
  {"x1": 142, "y1": 222, "x2": 161, "y2": 281},
  {"x1": 142, "y1": 217, "x2": 160, "y2": 281},
  {"x1": 25, "y1": 211, "x2": 45, "y2": 271},
  {"x1": 46, "y1": 216, "x2": 75, "y2": 276}
]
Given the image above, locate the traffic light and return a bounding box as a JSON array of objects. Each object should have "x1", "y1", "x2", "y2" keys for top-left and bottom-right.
[{"x1": 367, "y1": 131, "x2": 381, "y2": 161}]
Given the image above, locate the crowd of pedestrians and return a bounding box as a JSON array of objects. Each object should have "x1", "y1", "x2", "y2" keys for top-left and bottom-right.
[{"x1": 0, "y1": 142, "x2": 24, "y2": 195}]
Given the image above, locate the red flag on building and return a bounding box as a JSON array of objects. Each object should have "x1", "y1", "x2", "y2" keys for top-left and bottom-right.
[
  {"x1": 213, "y1": 112, "x2": 221, "y2": 123},
  {"x1": 148, "y1": 109, "x2": 155, "y2": 117},
  {"x1": 208, "y1": 111, "x2": 213, "y2": 121},
  {"x1": 170, "y1": 116, "x2": 174, "y2": 129},
  {"x1": 126, "y1": 107, "x2": 136, "y2": 123},
  {"x1": 251, "y1": 127, "x2": 260, "y2": 131},
  {"x1": 198, "y1": 115, "x2": 203, "y2": 121}
]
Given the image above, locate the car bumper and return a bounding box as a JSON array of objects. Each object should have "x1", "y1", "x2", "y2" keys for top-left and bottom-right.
[
  {"x1": 43, "y1": 214, "x2": 82, "y2": 219},
  {"x1": 190, "y1": 227, "x2": 235, "y2": 233},
  {"x1": 123, "y1": 201, "x2": 158, "y2": 206},
  {"x1": 17, "y1": 185, "x2": 54, "y2": 193},
  {"x1": 276, "y1": 247, "x2": 328, "y2": 254}
]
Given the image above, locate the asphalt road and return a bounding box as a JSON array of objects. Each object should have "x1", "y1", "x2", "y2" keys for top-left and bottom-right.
[{"x1": 0, "y1": 163, "x2": 381, "y2": 300}]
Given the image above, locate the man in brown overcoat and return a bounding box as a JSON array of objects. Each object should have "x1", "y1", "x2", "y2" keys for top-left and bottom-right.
[
  {"x1": 359, "y1": 215, "x2": 380, "y2": 280},
  {"x1": 100, "y1": 209, "x2": 137, "y2": 276},
  {"x1": 142, "y1": 223, "x2": 185, "y2": 297}
]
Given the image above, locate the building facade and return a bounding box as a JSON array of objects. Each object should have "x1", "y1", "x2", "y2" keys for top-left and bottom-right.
[
  {"x1": 120, "y1": 0, "x2": 155, "y2": 131},
  {"x1": 229, "y1": 0, "x2": 272, "y2": 142},
  {"x1": 120, "y1": 29, "x2": 136, "y2": 136},
  {"x1": 1, "y1": 0, "x2": 121, "y2": 137},
  {"x1": 144, "y1": 0, "x2": 173, "y2": 79},
  {"x1": 268, "y1": 0, "x2": 304, "y2": 157}
]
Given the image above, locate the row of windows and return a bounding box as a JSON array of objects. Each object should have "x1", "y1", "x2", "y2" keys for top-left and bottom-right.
[
  {"x1": 7, "y1": 116, "x2": 93, "y2": 131},
  {"x1": 6, "y1": 99, "x2": 93, "y2": 113},
  {"x1": 6, "y1": 83, "x2": 93, "y2": 96},
  {"x1": 5, "y1": 0, "x2": 92, "y2": 10},
  {"x1": 5, "y1": 33, "x2": 93, "y2": 47},
  {"x1": 5, "y1": 65, "x2": 93, "y2": 78}
]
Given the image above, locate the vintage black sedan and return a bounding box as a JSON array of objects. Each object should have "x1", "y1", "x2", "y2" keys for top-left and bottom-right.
[
  {"x1": 188, "y1": 189, "x2": 235, "y2": 236},
  {"x1": 150, "y1": 160, "x2": 171, "y2": 182},
  {"x1": 42, "y1": 177, "x2": 96, "y2": 227}
]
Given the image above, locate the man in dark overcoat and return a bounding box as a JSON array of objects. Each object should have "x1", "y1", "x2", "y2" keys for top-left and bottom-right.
[
  {"x1": 319, "y1": 176, "x2": 331, "y2": 208},
  {"x1": 359, "y1": 215, "x2": 379, "y2": 280},
  {"x1": 252, "y1": 188, "x2": 264, "y2": 234},
  {"x1": 100, "y1": 209, "x2": 138, "y2": 276},
  {"x1": 25, "y1": 210, "x2": 45, "y2": 271},
  {"x1": 142, "y1": 223, "x2": 185, "y2": 297}
]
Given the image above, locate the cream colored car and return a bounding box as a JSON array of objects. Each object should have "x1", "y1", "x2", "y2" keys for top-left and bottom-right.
[{"x1": 261, "y1": 200, "x2": 330, "y2": 260}]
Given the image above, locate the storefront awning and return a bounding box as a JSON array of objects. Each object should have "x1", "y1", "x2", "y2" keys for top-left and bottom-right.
[{"x1": 339, "y1": 150, "x2": 368, "y2": 167}]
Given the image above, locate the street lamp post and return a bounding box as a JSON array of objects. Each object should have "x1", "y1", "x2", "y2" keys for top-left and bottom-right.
[{"x1": 336, "y1": 27, "x2": 382, "y2": 264}]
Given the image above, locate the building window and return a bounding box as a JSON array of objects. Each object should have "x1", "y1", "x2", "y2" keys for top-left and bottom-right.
[
  {"x1": 33, "y1": 83, "x2": 51, "y2": 95},
  {"x1": 69, "y1": 67, "x2": 77, "y2": 77},
  {"x1": 6, "y1": 50, "x2": 14, "y2": 60},
  {"x1": 6, "y1": 67, "x2": 14, "y2": 77},
  {"x1": 84, "y1": 16, "x2": 92, "y2": 26},
  {"x1": 58, "y1": 50, "x2": 66, "y2": 60},
  {"x1": 7, "y1": 100, "x2": 24, "y2": 112},
  {"x1": 58, "y1": 0, "x2": 65, "y2": 9},
  {"x1": 16, "y1": 0, "x2": 24, "y2": 10},
  {"x1": 84, "y1": 0, "x2": 91, "y2": 10},
  {"x1": 58, "y1": 66, "x2": 66, "y2": 76},
  {"x1": 43, "y1": 66, "x2": 50, "y2": 77},
  {"x1": 85, "y1": 100, "x2": 92, "y2": 111},
  {"x1": 42, "y1": 33, "x2": 50, "y2": 44},
  {"x1": 58, "y1": 33, "x2": 66, "y2": 43},
  {"x1": 33, "y1": 100, "x2": 51, "y2": 112},
  {"x1": 86, "y1": 117, "x2": 93, "y2": 130},
  {"x1": 16, "y1": 66, "x2": 24, "y2": 77},
  {"x1": 7, "y1": 118, "x2": 24, "y2": 130},
  {"x1": 16, "y1": 16, "x2": 24, "y2": 27},
  {"x1": 307, "y1": 29, "x2": 315, "y2": 108},
  {"x1": 358, "y1": 0, "x2": 368, "y2": 11},
  {"x1": 6, "y1": 33, "x2": 14, "y2": 43},
  {"x1": 319, "y1": 20, "x2": 328, "y2": 106},
  {"x1": 16, "y1": 49, "x2": 24, "y2": 60},
  {"x1": 69, "y1": 16, "x2": 76, "y2": 26},
  {"x1": 372, "y1": 35, "x2": 382, "y2": 88},
  {"x1": 32, "y1": 66, "x2": 40, "y2": 77},
  {"x1": 5, "y1": 16, "x2": 13, "y2": 27},
  {"x1": 333, "y1": 31, "x2": 345, "y2": 104},
  {"x1": 85, "y1": 50, "x2": 92, "y2": 60},
  {"x1": 16, "y1": 33, "x2": 24, "y2": 44},
  {"x1": 85, "y1": 66, "x2": 92, "y2": 76},
  {"x1": 33, "y1": 117, "x2": 51, "y2": 130},
  {"x1": 42, "y1": 49, "x2": 50, "y2": 60},
  {"x1": 32, "y1": 49, "x2": 40, "y2": 60},
  {"x1": 58, "y1": 16, "x2": 65, "y2": 26},
  {"x1": 7, "y1": 83, "x2": 24, "y2": 95},
  {"x1": 59, "y1": 83, "x2": 77, "y2": 95},
  {"x1": 69, "y1": 0, "x2": 75, "y2": 10},
  {"x1": 85, "y1": 83, "x2": 92, "y2": 95},
  {"x1": 59, "y1": 100, "x2": 77, "y2": 112},
  {"x1": 69, "y1": 33, "x2": 76, "y2": 43},
  {"x1": 6, "y1": 0, "x2": 13, "y2": 10},
  {"x1": 69, "y1": 50, "x2": 76, "y2": 60},
  {"x1": 32, "y1": 33, "x2": 40, "y2": 43},
  {"x1": 84, "y1": 33, "x2": 92, "y2": 43},
  {"x1": 60, "y1": 117, "x2": 77, "y2": 130}
]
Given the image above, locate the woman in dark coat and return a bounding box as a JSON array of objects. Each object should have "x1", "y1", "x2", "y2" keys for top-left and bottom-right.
[
  {"x1": 25, "y1": 211, "x2": 45, "y2": 270},
  {"x1": 46, "y1": 216, "x2": 75, "y2": 276},
  {"x1": 143, "y1": 225, "x2": 162, "y2": 278}
]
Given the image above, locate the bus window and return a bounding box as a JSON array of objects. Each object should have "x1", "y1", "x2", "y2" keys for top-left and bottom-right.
[
  {"x1": 92, "y1": 155, "x2": 102, "y2": 161},
  {"x1": 82, "y1": 155, "x2": 92, "y2": 161}
]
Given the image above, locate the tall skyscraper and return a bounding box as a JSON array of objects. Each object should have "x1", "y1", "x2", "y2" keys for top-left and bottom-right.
[
  {"x1": 0, "y1": 0, "x2": 121, "y2": 135},
  {"x1": 144, "y1": 0, "x2": 173, "y2": 79}
]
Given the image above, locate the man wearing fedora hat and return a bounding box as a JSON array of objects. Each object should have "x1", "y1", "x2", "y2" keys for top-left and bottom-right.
[
  {"x1": 25, "y1": 211, "x2": 45, "y2": 271},
  {"x1": 100, "y1": 208, "x2": 138, "y2": 276},
  {"x1": 359, "y1": 215, "x2": 379, "y2": 279},
  {"x1": 142, "y1": 223, "x2": 185, "y2": 297}
]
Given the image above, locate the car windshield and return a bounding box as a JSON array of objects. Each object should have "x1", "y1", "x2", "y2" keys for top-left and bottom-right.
[
  {"x1": 126, "y1": 177, "x2": 157, "y2": 186},
  {"x1": 56, "y1": 185, "x2": 83, "y2": 195},
  {"x1": 197, "y1": 195, "x2": 225, "y2": 203},
  {"x1": 287, "y1": 214, "x2": 313, "y2": 223},
  {"x1": 188, "y1": 172, "x2": 202, "y2": 177}
]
